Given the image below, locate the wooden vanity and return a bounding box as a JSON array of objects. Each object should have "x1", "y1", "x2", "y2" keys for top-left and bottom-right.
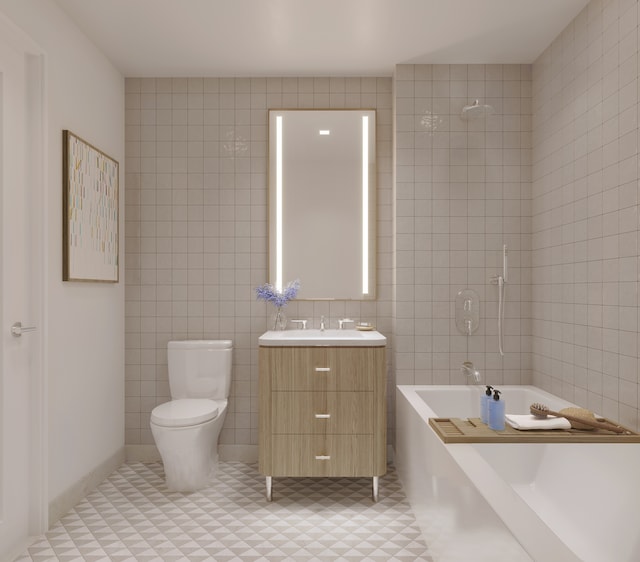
[{"x1": 258, "y1": 332, "x2": 386, "y2": 501}]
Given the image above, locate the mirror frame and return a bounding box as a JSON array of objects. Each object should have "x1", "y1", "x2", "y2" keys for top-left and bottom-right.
[{"x1": 268, "y1": 109, "x2": 377, "y2": 300}]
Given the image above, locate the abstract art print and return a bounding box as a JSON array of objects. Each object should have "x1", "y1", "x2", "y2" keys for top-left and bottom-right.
[{"x1": 63, "y1": 130, "x2": 119, "y2": 282}]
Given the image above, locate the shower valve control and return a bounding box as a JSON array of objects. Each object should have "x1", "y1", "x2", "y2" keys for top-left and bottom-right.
[{"x1": 455, "y1": 289, "x2": 479, "y2": 335}]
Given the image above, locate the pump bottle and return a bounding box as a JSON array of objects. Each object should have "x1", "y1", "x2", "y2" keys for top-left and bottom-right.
[
  {"x1": 480, "y1": 385, "x2": 493, "y2": 424},
  {"x1": 488, "y1": 388, "x2": 505, "y2": 431}
]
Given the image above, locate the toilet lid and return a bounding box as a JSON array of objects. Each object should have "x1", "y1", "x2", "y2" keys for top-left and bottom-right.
[{"x1": 151, "y1": 398, "x2": 219, "y2": 427}]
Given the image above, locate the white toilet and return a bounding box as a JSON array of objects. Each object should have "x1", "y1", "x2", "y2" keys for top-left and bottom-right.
[{"x1": 150, "y1": 339, "x2": 232, "y2": 491}]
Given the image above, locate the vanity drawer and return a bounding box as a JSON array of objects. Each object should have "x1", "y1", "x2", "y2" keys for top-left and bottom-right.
[
  {"x1": 271, "y1": 391, "x2": 374, "y2": 434},
  {"x1": 263, "y1": 346, "x2": 383, "y2": 391},
  {"x1": 270, "y1": 434, "x2": 375, "y2": 477}
]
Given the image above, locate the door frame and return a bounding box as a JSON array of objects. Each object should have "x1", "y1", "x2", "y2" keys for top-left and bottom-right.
[{"x1": 0, "y1": 9, "x2": 48, "y2": 545}]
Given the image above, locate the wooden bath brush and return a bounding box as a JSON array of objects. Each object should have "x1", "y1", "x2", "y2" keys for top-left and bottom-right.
[{"x1": 530, "y1": 403, "x2": 630, "y2": 434}]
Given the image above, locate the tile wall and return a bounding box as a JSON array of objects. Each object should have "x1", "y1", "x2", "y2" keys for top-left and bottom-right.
[
  {"x1": 126, "y1": 36, "x2": 640, "y2": 451},
  {"x1": 532, "y1": 0, "x2": 640, "y2": 430},
  {"x1": 393, "y1": 64, "x2": 533, "y2": 388},
  {"x1": 124, "y1": 77, "x2": 393, "y2": 449}
]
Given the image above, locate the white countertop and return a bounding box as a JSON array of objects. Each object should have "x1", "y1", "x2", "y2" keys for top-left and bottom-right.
[{"x1": 258, "y1": 329, "x2": 386, "y2": 347}]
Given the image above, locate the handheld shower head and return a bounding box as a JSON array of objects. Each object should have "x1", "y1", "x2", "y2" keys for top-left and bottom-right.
[
  {"x1": 461, "y1": 99, "x2": 494, "y2": 120},
  {"x1": 502, "y1": 244, "x2": 508, "y2": 283},
  {"x1": 490, "y1": 244, "x2": 508, "y2": 357}
]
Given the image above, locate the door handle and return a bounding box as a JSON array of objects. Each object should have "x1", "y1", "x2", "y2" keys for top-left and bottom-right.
[{"x1": 11, "y1": 322, "x2": 37, "y2": 337}]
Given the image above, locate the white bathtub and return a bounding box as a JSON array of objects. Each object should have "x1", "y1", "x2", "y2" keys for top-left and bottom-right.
[{"x1": 396, "y1": 385, "x2": 640, "y2": 562}]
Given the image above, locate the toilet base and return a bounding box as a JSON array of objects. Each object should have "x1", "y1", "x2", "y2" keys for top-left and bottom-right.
[
  {"x1": 150, "y1": 407, "x2": 226, "y2": 492},
  {"x1": 164, "y1": 457, "x2": 217, "y2": 492}
]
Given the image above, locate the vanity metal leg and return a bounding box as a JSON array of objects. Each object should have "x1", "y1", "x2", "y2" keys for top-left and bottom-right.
[
  {"x1": 372, "y1": 476, "x2": 379, "y2": 502},
  {"x1": 266, "y1": 476, "x2": 272, "y2": 502}
]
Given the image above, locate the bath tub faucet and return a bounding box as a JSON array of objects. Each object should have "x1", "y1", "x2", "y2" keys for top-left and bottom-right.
[{"x1": 461, "y1": 361, "x2": 481, "y2": 384}]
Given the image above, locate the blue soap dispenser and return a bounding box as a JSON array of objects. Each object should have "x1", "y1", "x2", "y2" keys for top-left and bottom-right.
[
  {"x1": 488, "y1": 389, "x2": 505, "y2": 431},
  {"x1": 480, "y1": 385, "x2": 493, "y2": 424}
]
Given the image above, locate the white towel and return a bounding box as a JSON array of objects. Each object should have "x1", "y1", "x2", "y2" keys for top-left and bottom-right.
[{"x1": 505, "y1": 414, "x2": 571, "y2": 430}]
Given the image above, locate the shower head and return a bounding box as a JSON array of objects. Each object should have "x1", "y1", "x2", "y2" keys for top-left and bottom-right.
[{"x1": 461, "y1": 99, "x2": 494, "y2": 120}]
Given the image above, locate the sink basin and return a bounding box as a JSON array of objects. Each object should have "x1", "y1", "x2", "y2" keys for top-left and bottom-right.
[{"x1": 258, "y1": 329, "x2": 386, "y2": 347}]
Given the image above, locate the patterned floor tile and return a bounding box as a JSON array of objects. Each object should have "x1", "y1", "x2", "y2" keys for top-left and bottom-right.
[{"x1": 15, "y1": 462, "x2": 433, "y2": 561}]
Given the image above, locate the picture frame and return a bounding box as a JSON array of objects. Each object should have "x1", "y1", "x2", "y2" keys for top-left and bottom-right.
[{"x1": 62, "y1": 130, "x2": 119, "y2": 282}]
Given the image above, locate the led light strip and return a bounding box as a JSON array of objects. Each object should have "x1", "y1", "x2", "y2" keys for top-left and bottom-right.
[
  {"x1": 362, "y1": 115, "x2": 369, "y2": 295},
  {"x1": 276, "y1": 115, "x2": 283, "y2": 291}
]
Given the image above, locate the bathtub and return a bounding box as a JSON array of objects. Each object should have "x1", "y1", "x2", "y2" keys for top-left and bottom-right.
[{"x1": 395, "y1": 385, "x2": 640, "y2": 562}]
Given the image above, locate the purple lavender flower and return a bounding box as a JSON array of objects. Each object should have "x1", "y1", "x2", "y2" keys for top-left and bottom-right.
[{"x1": 255, "y1": 279, "x2": 300, "y2": 308}]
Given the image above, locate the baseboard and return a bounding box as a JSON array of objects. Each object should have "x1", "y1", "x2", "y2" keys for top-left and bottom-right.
[
  {"x1": 125, "y1": 444, "x2": 161, "y2": 462},
  {"x1": 125, "y1": 443, "x2": 258, "y2": 463},
  {"x1": 127, "y1": 444, "x2": 385, "y2": 464},
  {"x1": 218, "y1": 444, "x2": 258, "y2": 462},
  {"x1": 5, "y1": 536, "x2": 39, "y2": 562},
  {"x1": 48, "y1": 447, "x2": 124, "y2": 526}
]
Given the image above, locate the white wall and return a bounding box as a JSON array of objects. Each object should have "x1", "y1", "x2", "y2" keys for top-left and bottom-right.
[{"x1": 0, "y1": 0, "x2": 125, "y2": 501}]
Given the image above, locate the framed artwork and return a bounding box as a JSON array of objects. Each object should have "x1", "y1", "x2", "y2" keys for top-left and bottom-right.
[{"x1": 62, "y1": 130, "x2": 119, "y2": 282}]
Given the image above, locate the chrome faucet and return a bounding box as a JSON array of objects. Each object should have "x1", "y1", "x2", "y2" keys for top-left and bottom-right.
[
  {"x1": 320, "y1": 315, "x2": 326, "y2": 331},
  {"x1": 290, "y1": 319, "x2": 307, "y2": 330},
  {"x1": 461, "y1": 361, "x2": 481, "y2": 384}
]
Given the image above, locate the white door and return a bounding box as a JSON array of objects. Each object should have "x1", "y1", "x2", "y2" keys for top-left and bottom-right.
[{"x1": 0, "y1": 16, "x2": 45, "y2": 559}]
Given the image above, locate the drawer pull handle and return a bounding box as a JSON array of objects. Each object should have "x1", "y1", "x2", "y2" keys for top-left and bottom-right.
[
  {"x1": 315, "y1": 455, "x2": 331, "y2": 460},
  {"x1": 315, "y1": 367, "x2": 331, "y2": 372},
  {"x1": 314, "y1": 414, "x2": 331, "y2": 419}
]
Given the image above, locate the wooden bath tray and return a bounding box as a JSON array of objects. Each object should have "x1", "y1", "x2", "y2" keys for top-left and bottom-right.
[{"x1": 429, "y1": 417, "x2": 640, "y2": 443}]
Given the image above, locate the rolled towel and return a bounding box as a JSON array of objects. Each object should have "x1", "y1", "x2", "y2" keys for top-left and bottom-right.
[{"x1": 505, "y1": 414, "x2": 571, "y2": 430}]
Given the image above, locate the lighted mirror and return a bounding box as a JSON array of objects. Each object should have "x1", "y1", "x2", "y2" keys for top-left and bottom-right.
[{"x1": 268, "y1": 109, "x2": 376, "y2": 300}]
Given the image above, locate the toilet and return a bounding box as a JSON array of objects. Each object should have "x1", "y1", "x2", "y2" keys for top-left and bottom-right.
[{"x1": 150, "y1": 339, "x2": 232, "y2": 491}]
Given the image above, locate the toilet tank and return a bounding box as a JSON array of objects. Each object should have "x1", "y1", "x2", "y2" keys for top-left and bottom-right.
[{"x1": 167, "y1": 340, "x2": 232, "y2": 400}]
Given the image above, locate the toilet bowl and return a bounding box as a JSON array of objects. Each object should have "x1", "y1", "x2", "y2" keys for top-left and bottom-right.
[
  {"x1": 150, "y1": 398, "x2": 228, "y2": 491},
  {"x1": 150, "y1": 340, "x2": 232, "y2": 492}
]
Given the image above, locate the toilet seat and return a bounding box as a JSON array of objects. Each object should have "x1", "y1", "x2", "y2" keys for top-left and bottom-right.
[{"x1": 151, "y1": 398, "x2": 219, "y2": 428}]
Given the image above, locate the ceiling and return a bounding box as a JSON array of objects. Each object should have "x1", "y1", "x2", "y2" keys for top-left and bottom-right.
[{"x1": 54, "y1": 0, "x2": 589, "y2": 77}]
